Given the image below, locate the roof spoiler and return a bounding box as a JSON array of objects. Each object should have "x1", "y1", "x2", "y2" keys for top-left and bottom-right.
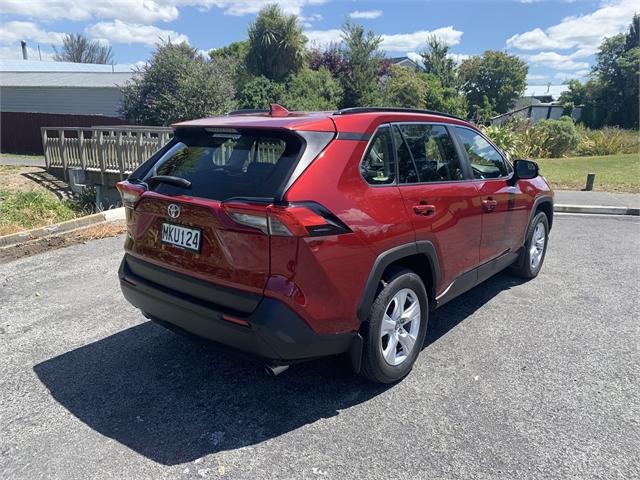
[{"x1": 226, "y1": 103, "x2": 291, "y2": 117}]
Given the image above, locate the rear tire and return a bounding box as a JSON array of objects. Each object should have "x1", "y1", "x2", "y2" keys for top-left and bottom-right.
[
  {"x1": 359, "y1": 268, "x2": 428, "y2": 384},
  {"x1": 511, "y1": 211, "x2": 549, "y2": 279}
]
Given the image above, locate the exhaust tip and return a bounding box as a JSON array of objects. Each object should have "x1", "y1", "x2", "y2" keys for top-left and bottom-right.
[{"x1": 264, "y1": 364, "x2": 289, "y2": 377}]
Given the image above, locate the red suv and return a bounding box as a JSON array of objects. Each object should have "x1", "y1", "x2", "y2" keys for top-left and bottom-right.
[{"x1": 117, "y1": 105, "x2": 553, "y2": 383}]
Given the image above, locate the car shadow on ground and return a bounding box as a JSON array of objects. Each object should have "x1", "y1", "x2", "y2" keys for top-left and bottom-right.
[
  {"x1": 427, "y1": 271, "x2": 527, "y2": 346},
  {"x1": 33, "y1": 271, "x2": 525, "y2": 465}
]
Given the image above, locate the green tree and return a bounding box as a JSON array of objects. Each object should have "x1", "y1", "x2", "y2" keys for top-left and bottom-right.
[
  {"x1": 121, "y1": 42, "x2": 236, "y2": 125},
  {"x1": 458, "y1": 50, "x2": 528, "y2": 119},
  {"x1": 381, "y1": 65, "x2": 467, "y2": 116},
  {"x1": 420, "y1": 35, "x2": 456, "y2": 88},
  {"x1": 246, "y1": 4, "x2": 306, "y2": 82},
  {"x1": 340, "y1": 21, "x2": 384, "y2": 107},
  {"x1": 281, "y1": 67, "x2": 343, "y2": 110},
  {"x1": 422, "y1": 73, "x2": 467, "y2": 117},
  {"x1": 236, "y1": 75, "x2": 285, "y2": 109},
  {"x1": 209, "y1": 40, "x2": 249, "y2": 63},
  {"x1": 558, "y1": 14, "x2": 639, "y2": 129},
  {"x1": 381, "y1": 64, "x2": 429, "y2": 109},
  {"x1": 53, "y1": 33, "x2": 113, "y2": 64}
]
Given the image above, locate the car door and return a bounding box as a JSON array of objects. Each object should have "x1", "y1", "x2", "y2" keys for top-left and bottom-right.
[
  {"x1": 393, "y1": 122, "x2": 482, "y2": 296},
  {"x1": 451, "y1": 126, "x2": 530, "y2": 264}
]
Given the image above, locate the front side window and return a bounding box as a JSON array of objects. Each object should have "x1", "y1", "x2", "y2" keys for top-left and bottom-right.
[
  {"x1": 453, "y1": 127, "x2": 509, "y2": 179},
  {"x1": 361, "y1": 125, "x2": 396, "y2": 185},
  {"x1": 394, "y1": 124, "x2": 464, "y2": 183}
]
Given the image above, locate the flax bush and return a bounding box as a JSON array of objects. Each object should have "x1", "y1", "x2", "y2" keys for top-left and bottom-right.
[{"x1": 576, "y1": 126, "x2": 639, "y2": 156}]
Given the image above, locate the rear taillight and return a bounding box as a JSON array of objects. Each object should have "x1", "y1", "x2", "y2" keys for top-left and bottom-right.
[
  {"x1": 223, "y1": 202, "x2": 351, "y2": 237},
  {"x1": 116, "y1": 181, "x2": 145, "y2": 208}
]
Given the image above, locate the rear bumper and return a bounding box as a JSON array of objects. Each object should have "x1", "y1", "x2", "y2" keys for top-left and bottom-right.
[{"x1": 118, "y1": 255, "x2": 355, "y2": 364}]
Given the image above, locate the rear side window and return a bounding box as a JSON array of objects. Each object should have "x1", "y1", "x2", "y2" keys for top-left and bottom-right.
[
  {"x1": 361, "y1": 126, "x2": 396, "y2": 185},
  {"x1": 394, "y1": 124, "x2": 463, "y2": 183},
  {"x1": 453, "y1": 127, "x2": 509, "y2": 179},
  {"x1": 145, "y1": 129, "x2": 303, "y2": 201},
  {"x1": 360, "y1": 125, "x2": 396, "y2": 185}
]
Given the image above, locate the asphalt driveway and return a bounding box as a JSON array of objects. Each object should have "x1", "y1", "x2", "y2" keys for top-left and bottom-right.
[{"x1": 1, "y1": 214, "x2": 638, "y2": 479}]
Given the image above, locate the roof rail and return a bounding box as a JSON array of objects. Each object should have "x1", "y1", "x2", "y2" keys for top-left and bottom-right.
[{"x1": 333, "y1": 107, "x2": 467, "y2": 122}]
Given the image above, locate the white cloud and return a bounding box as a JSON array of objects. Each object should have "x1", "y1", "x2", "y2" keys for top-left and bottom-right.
[
  {"x1": 554, "y1": 70, "x2": 590, "y2": 81},
  {"x1": 305, "y1": 29, "x2": 343, "y2": 48},
  {"x1": 306, "y1": 26, "x2": 463, "y2": 52},
  {"x1": 381, "y1": 27, "x2": 463, "y2": 52},
  {"x1": 349, "y1": 10, "x2": 383, "y2": 19},
  {"x1": 525, "y1": 84, "x2": 570, "y2": 98},
  {"x1": 0, "y1": 45, "x2": 55, "y2": 60},
  {"x1": 526, "y1": 73, "x2": 550, "y2": 82},
  {"x1": 407, "y1": 52, "x2": 422, "y2": 65},
  {"x1": 406, "y1": 51, "x2": 470, "y2": 67},
  {"x1": 86, "y1": 20, "x2": 189, "y2": 46},
  {"x1": 526, "y1": 51, "x2": 590, "y2": 71},
  {"x1": 448, "y1": 53, "x2": 470, "y2": 64},
  {"x1": 0, "y1": 0, "x2": 179, "y2": 23},
  {"x1": 299, "y1": 13, "x2": 323, "y2": 28},
  {"x1": 188, "y1": 0, "x2": 328, "y2": 16},
  {"x1": 0, "y1": 21, "x2": 65, "y2": 45},
  {"x1": 507, "y1": 0, "x2": 637, "y2": 51},
  {"x1": 0, "y1": 0, "x2": 330, "y2": 24}
]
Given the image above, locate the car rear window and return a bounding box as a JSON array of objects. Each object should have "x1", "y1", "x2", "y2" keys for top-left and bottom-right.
[{"x1": 144, "y1": 129, "x2": 304, "y2": 201}]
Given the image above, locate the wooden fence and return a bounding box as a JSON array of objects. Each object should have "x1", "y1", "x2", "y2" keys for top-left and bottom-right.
[
  {"x1": 41, "y1": 126, "x2": 285, "y2": 183},
  {"x1": 41, "y1": 126, "x2": 173, "y2": 181}
]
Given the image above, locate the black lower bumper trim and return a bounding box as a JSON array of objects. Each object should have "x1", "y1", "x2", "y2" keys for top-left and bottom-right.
[{"x1": 119, "y1": 256, "x2": 354, "y2": 363}]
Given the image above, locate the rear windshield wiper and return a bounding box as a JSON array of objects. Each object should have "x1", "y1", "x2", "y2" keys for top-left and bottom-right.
[
  {"x1": 148, "y1": 175, "x2": 192, "y2": 189},
  {"x1": 222, "y1": 196, "x2": 274, "y2": 205}
]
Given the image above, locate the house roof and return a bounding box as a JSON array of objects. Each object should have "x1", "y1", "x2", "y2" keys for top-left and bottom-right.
[
  {"x1": 390, "y1": 56, "x2": 419, "y2": 68},
  {"x1": 0, "y1": 71, "x2": 134, "y2": 88},
  {"x1": 0, "y1": 59, "x2": 135, "y2": 73}
]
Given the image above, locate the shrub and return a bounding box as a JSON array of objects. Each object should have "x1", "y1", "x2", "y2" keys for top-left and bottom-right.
[
  {"x1": 576, "y1": 126, "x2": 640, "y2": 156},
  {"x1": 481, "y1": 125, "x2": 519, "y2": 159},
  {"x1": 533, "y1": 116, "x2": 580, "y2": 158},
  {"x1": 482, "y1": 120, "x2": 549, "y2": 159},
  {"x1": 122, "y1": 42, "x2": 237, "y2": 125}
]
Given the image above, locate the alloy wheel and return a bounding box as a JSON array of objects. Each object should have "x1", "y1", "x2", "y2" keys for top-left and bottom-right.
[{"x1": 379, "y1": 288, "x2": 421, "y2": 366}]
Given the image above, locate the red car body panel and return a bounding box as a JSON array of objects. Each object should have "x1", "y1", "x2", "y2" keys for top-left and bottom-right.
[{"x1": 118, "y1": 107, "x2": 553, "y2": 363}]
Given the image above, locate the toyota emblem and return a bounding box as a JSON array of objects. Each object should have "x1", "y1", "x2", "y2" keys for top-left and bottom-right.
[{"x1": 167, "y1": 204, "x2": 180, "y2": 219}]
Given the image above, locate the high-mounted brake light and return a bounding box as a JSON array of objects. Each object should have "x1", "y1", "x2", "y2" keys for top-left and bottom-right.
[
  {"x1": 223, "y1": 201, "x2": 351, "y2": 238},
  {"x1": 269, "y1": 103, "x2": 290, "y2": 117}
]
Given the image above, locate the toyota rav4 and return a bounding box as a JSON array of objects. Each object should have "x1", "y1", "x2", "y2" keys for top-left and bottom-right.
[{"x1": 117, "y1": 105, "x2": 553, "y2": 383}]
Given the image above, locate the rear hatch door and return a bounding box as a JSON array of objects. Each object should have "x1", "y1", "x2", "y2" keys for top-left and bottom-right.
[{"x1": 124, "y1": 127, "x2": 311, "y2": 311}]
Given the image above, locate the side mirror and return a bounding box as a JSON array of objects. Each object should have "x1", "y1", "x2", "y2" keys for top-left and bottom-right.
[{"x1": 509, "y1": 159, "x2": 539, "y2": 185}]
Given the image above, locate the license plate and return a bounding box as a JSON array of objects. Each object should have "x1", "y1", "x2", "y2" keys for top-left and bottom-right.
[{"x1": 161, "y1": 223, "x2": 201, "y2": 252}]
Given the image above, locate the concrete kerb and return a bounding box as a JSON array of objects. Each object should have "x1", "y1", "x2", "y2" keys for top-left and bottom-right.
[
  {"x1": 554, "y1": 204, "x2": 639, "y2": 216},
  {"x1": 0, "y1": 208, "x2": 125, "y2": 248}
]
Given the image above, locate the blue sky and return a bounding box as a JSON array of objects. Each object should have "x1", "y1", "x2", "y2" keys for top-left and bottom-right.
[{"x1": 0, "y1": 0, "x2": 637, "y2": 93}]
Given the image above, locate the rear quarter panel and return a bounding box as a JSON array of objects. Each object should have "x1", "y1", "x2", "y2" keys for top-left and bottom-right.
[{"x1": 268, "y1": 138, "x2": 415, "y2": 334}]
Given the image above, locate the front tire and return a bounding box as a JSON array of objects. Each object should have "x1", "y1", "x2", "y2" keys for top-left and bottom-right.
[
  {"x1": 512, "y1": 211, "x2": 549, "y2": 279},
  {"x1": 360, "y1": 268, "x2": 428, "y2": 384}
]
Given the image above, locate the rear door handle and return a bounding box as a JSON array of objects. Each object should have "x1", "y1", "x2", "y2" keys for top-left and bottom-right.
[
  {"x1": 413, "y1": 204, "x2": 436, "y2": 216},
  {"x1": 482, "y1": 198, "x2": 498, "y2": 212}
]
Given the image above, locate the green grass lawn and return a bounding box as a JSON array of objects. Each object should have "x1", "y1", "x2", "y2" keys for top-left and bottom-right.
[
  {"x1": 536, "y1": 153, "x2": 640, "y2": 193},
  {"x1": 0, "y1": 152, "x2": 45, "y2": 161},
  {"x1": 0, "y1": 189, "x2": 78, "y2": 236}
]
